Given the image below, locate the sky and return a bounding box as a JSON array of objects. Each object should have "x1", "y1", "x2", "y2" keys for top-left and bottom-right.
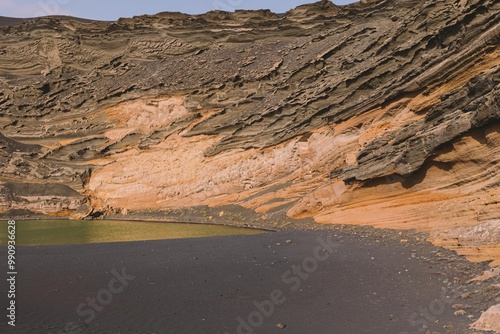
[{"x1": 1, "y1": 0, "x2": 356, "y2": 21}]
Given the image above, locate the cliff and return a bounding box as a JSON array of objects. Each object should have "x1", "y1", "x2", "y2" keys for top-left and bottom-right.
[{"x1": 0, "y1": 0, "x2": 499, "y2": 266}]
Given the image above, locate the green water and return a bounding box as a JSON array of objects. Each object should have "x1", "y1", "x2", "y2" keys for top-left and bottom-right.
[{"x1": 0, "y1": 220, "x2": 262, "y2": 246}]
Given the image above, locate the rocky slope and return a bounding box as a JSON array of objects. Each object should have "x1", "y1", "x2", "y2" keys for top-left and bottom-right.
[{"x1": 0, "y1": 0, "x2": 499, "y2": 270}]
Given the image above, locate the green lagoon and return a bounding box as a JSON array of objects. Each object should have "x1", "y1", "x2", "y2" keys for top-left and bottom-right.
[{"x1": 0, "y1": 220, "x2": 262, "y2": 246}]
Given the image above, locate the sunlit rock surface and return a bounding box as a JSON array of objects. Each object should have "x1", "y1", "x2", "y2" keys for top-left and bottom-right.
[{"x1": 0, "y1": 0, "x2": 499, "y2": 265}]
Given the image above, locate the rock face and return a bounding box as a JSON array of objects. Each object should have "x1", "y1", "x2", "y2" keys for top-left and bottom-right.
[
  {"x1": 472, "y1": 303, "x2": 500, "y2": 332},
  {"x1": 0, "y1": 0, "x2": 498, "y2": 264}
]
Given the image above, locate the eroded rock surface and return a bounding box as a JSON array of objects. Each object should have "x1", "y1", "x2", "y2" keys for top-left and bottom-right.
[{"x1": 0, "y1": 0, "x2": 499, "y2": 265}]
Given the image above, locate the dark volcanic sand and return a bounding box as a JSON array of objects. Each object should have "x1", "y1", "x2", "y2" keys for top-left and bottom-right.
[{"x1": 0, "y1": 230, "x2": 479, "y2": 334}]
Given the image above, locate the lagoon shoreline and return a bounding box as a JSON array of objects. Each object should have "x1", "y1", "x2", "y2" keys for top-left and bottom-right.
[{"x1": 1, "y1": 226, "x2": 497, "y2": 334}]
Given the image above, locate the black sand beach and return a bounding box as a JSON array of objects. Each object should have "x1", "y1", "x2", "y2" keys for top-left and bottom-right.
[{"x1": 0, "y1": 229, "x2": 485, "y2": 333}]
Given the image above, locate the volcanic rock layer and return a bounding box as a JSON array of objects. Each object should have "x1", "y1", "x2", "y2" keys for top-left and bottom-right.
[{"x1": 0, "y1": 0, "x2": 499, "y2": 265}]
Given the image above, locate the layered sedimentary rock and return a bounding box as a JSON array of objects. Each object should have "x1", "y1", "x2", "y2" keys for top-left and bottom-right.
[{"x1": 0, "y1": 0, "x2": 499, "y2": 265}]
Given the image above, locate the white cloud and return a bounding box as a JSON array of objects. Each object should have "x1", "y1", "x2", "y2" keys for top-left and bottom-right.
[{"x1": 0, "y1": 0, "x2": 72, "y2": 18}]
